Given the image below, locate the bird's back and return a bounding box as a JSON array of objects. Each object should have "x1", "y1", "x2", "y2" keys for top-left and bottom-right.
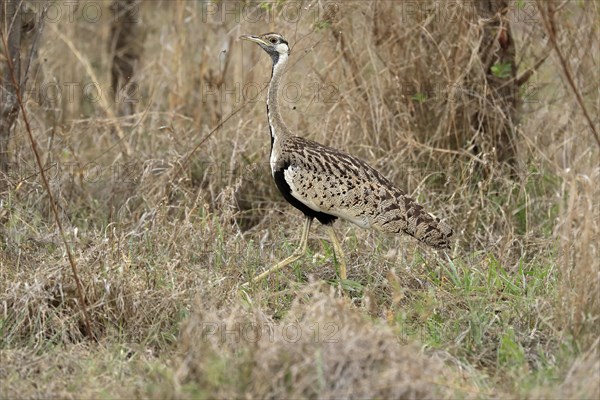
[{"x1": 272, "y1": 136, "x2": 453, "y2": 249}]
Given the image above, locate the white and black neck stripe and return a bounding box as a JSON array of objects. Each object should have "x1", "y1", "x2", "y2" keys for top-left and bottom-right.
[{"x1": 266, "y1": 49, "x2": 292, "y2": 148}]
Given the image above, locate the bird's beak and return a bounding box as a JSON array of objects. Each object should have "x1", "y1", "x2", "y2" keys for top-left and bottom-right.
[{"x1": 240, "y1": 34, "x2": 267, "y2": 46}]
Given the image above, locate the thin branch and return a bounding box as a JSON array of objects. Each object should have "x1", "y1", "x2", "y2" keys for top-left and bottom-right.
[
  {"x1": 47, "y1": 23, "x2": 132, "y2": 159},
  {"x1": 172, "y1": 100, "x2": 252, "y2": 183},
  {"x1": 536, "y1": 0, "x2": 600, "y2": 150},
  {"x1": 516, "y1": 50, "x2": 550, "y2": 86},
  {"x1": 21, "y1": 1, "x2": 47, "y2": 88},
  {"x1": 0, "y1": 23, "x2": 95, "y2": 341}
]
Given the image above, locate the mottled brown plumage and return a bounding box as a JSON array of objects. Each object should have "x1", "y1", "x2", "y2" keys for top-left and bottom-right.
[
  {"x1": 240, "y1": 33, "x2": 453, "y2": 287},
  {"x1": 277, "y1": 136, "x2": 453, "y2": 249}
]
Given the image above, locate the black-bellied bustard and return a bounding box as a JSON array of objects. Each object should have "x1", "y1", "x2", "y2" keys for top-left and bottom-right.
[{"x1": 240, "y1": 33, "x2": 453, "y2": 287}]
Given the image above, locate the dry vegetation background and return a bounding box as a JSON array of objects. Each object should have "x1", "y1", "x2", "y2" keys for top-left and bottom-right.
[{"x1": 1, "y1": 0, "x2": 599, "y2": 398}]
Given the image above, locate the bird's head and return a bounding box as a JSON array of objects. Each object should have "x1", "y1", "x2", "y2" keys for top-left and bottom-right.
[{"x1": 240, "y1": 33, "x2": 289, "y2": 62}]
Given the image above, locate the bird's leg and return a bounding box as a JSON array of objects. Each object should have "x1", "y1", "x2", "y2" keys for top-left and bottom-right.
[
  {"x1": 242, "y1": 216, "x2": 312, "y2": 287},
  {"x1": 324, "y1": 224, "x2": 347, "y2": 281}
]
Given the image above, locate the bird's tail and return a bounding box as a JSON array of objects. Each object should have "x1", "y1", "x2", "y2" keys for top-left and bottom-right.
[
  {"x1": 376, "y1": 192, "x2": 453, "y2": 249},
  {"x1": 403, "y1": 195, "x2": 453, "y2": 249}
]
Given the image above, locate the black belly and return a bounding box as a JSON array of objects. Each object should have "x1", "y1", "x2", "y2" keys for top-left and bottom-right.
[{"x1": 273, "y1": 167, "x2": 337, "y2": 225}]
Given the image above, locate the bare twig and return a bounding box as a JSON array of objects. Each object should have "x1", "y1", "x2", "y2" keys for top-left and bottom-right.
[
  {"x1": 172, "y1": 100, "x2": 252, "y2": 183},
  {"x1": 0, "y1": 0, "x2": 22, "y2": 176},
  {"x1": 21, "y1": 1, "x2": 46, "y2": 88},
  {"x1": 536, "y1": 0, "x2": 600, "y2": 150},
  {"x1": 47, "y1": 23, "x2": 133, "y2": 159},
  {"x1": 0, "y1": 23, "x2": 95, "y2": 341},
  {"x1": 516, "y1": 50, "x2": 550, "y2": 86}
]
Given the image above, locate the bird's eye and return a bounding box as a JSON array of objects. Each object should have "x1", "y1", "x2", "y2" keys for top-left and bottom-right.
[{"x1": 269, "y1": 37, "x2": 278, "y2": 44}]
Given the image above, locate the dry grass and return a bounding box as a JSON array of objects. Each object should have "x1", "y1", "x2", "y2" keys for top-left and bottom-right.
[
  {"x1": 177, "y1": 284, "x2": 463, "y2": 399},
  {"x1": 1, "y1": 1, "x2": 599, "y2": 399}
]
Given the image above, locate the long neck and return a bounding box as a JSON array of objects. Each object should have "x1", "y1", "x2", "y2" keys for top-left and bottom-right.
[{"x1": 267, "y1": 52, "x2": 292, "y2": 143}]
